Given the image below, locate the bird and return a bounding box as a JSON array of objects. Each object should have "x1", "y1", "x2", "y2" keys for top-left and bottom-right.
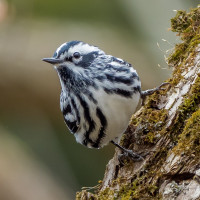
[{"x1": 43, "y1": 41, "x2": 167, "y2": 161}]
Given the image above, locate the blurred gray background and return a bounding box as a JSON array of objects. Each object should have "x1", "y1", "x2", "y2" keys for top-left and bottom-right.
[{"x1": 0, "y1": 0, "x2": 198, "y2": 199}]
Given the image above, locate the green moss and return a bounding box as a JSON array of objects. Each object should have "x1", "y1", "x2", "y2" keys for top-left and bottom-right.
[
  {"x1": 168, "y1": 7, "x2": 200, "y2": 67},
  {"x1": 131, "y1": 108, "x2": 167, "y2": 126},
  {"x1": 170, "y1": 76, "x2": 200, "y2": 140},
  {"x1": 173, "y1": 108, "x2": 200, "y2": 156},
  {"x1": 97, "y1": 188, "x2": 115, "y2": 200},
  {"x1": 171, "y1": 10, "x2": 190, "y2": 33},
  {"x1": 170, "y1": 8, "x2": 200, "y2": 41},
  {"x1": 145, "y1": 132, "x2": 156, "y2": 143},
  {"x1": 112, "y1": 7, "x2": 200, "y2": 199},
  {"x1": 115, "y1": 177, "x2": 159, "y2": 199},
  {"x1": 129, "y1": 105, "x2": 168, "y2": 145},
  {"x1": 101, "y1": 148, "x2": 168, "y2": 200},
  {"x1": 76, "y1": 6, "x2": 200, "y2": 200},
  {"x1": 81, "y1": 146, "x2": 168, "y2": 200},
  {"x1": 97, "y1": 179, "x2": 159, "y2": 200},
  {"x1": 168, "y1": 43, "x2": 188, "y2": 67},
  {"x1": 76, "y1": 190, "x2": 97, "y2": 200},
  {"x1": 95, "y1": 7, "x2": 200, "y2": 199}
]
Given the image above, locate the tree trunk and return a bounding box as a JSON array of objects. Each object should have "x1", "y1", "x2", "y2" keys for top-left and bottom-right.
[{"x1": 77, "y1": 6, "x2": 200, "y2": 200}]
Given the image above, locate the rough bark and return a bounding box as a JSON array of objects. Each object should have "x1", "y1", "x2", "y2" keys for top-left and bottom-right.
[{"x1": 76, "y1": 6, "x2": 200, "y2": 200}]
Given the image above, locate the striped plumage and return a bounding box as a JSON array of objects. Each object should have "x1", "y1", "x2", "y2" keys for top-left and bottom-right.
[{"x1": 43, "y1": 41, "x2": 141, "y2": 149}]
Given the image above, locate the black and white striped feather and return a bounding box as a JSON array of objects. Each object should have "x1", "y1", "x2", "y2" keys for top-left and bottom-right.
[{"x1": 51, "y1": 41, "x2": 141, "y2": 148}]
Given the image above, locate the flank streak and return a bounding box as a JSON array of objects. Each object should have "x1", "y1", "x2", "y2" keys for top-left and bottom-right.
[
  {"x1": 93, "y1": 107, "x2": 107, "y2": 148},
  {"x1": 76, "y1": 94, "x2": 95, "y2": 146}
]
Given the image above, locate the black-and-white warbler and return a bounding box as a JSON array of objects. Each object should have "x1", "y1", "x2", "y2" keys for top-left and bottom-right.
[{"x1": 43, "y1": 41, "x2": 166, "y2": 161}]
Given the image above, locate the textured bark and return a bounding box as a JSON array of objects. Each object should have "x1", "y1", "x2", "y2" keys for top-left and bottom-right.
[{"x1": 77, "y1": 6, "x2": 200, "y2": 200}]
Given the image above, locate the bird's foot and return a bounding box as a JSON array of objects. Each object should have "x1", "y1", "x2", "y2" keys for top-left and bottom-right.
[
  {"x1": 118, "y1": 151, "x2": 147, "y2": 166},
  {"x1": 123, "y1": 149, "x2": 144, "y2": 161},
  {"x1": 141, "y1": 82, "x2": 170, "y2": 105},
  {"x1": 111, "y1": 141, "x2": 146, "y2": 165}
]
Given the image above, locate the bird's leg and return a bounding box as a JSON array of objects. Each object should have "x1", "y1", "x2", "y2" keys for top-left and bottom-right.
[
  {"x1": 141, "y1": 82, "x2": 170, "y2": 105},
  {"x1": 111, "y1": 140, "x2": 144, "y2": 162}
]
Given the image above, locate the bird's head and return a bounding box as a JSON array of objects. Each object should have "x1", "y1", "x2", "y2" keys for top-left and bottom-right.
[{"x1": 43, "y1": 41, "x2": 105, "y2": 71}]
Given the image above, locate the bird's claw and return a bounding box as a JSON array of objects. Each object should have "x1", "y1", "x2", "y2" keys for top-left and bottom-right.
[
  {"x1": 157, "y1": 82, "x2": 170, "y2": 90},
  {"x1": 125, "y1": 149, "x2": 144, "y2": 161},
  {"x1": 141, "y1": 82, "x2": 170, "y2": 105},
  {"x1": 117, "y1": 150, "x2": 146, "y2": 166}
]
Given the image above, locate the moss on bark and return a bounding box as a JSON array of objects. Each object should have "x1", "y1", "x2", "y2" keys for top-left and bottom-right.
[{"x1": 77, "y1": 6, "x2": 200, "y2": 200}]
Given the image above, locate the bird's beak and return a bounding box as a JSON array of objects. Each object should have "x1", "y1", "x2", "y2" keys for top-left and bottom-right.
[{"x1": 42, "y1": 57, "x2": 63, "y2": 64}]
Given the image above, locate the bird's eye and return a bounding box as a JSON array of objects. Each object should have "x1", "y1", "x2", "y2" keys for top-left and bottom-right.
[{"x1": 73, "y1": 52, "x2": 81, "y2": 59}]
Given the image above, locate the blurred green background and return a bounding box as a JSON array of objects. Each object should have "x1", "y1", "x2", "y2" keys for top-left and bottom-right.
[{"x1": 0, "y1": 0, "x2": 198, "y2": 199}]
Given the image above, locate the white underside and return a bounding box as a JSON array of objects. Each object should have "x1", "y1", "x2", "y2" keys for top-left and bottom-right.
[{"x1": 74, "y1": 87, "x2": 140, "y2": 148}]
